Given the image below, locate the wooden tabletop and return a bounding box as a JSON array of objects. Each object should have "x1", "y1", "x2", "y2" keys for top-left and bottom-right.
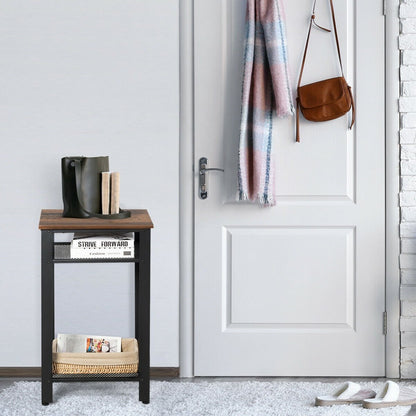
[{"x1": 39, "y1": 209, "x2": 153, "y2": 230}]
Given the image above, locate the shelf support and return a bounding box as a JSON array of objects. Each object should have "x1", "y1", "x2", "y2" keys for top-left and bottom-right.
[
  {"x1": 136, "y1": 230, "x2": 151, "y2": 404},
  {"x1": 41, "y1": 230, "x2": 54, "y2": 405}
]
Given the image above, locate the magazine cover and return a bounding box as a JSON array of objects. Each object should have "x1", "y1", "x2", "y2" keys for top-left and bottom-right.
[
  {"x1": 70, "y1": 233, "x2": 134, "y2": 258},
  {"x1": 57, "y1": 334, "x2": 122, "y2": 353},
  {"x1": 86, "y1": 338, "x2": 111, "y2": 353}
]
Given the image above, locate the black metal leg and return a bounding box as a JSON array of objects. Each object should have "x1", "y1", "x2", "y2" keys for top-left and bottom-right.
[
  {"x1": 136, "y1": 230, "x2": 150, "y2": 404},
  {"x1": 41, "y1": 231, "x2": 54, "y2": 405}
]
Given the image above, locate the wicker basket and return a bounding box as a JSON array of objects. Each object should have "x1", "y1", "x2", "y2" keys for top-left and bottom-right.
[{"x1": 52, "y1": 338, "x2": 138, "y2": 375}]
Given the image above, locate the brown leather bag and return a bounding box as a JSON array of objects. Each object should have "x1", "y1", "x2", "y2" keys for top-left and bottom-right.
[{"x1": 296, "y1": 0, "x2": 355, "y2": 142}]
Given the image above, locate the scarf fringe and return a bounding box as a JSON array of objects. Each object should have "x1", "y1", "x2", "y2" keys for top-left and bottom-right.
[{"x1": 237, "y1": 191, "x2": 276, "y2": 207}]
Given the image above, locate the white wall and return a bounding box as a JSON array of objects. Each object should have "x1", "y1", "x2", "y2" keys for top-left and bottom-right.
[{"x1": 0, "y1": 0, "x2": 179, "y2": 367}]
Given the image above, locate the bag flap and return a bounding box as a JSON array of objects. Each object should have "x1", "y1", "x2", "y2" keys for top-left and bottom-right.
[{"x1": 298, "y1": 77, "x2": 346, "y2": 109}]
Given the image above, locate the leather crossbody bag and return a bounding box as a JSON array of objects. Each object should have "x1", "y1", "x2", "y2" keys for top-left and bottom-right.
[
  {"x1": 61, "y1": 156, "x2": 130, "y2": 219},
  {"x1": 296, "y1": 0, "x2": 355, "y2": 142}
]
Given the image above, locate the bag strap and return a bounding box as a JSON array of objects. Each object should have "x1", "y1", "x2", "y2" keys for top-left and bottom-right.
[
  {"x1": 324, "y1": 0, "x2": 356, "y2": 130},
  {"x1": 74, "y1": 159, "x2": 131, "y2": 219},
  {"x1": 328, "y1": 0, "x2": 344, "y2": 76},
  {"x1": 296, "y1": 0, "x2": 354, "y2": 142},
  {"x1": 296, "y1": 97, "x2": 301, "y2": 143},
  {"x1": 297, "y1": 0, "x2": 344, "y2": 89},
  {"x1": 348, "y1": 85, "x2": 356, "y2": 128}
]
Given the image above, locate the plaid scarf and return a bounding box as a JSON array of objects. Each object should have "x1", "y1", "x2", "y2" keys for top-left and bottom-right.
[{"x1": 238, "y1": 0, "x2": 294, "y2": 206}]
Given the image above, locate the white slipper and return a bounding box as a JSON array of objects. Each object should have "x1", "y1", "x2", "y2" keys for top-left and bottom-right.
[
  {"x1": 362, "y1": 380, "x2": 416, "y2": 409},
  {"x1": 315, "y1": 381, "x2": 376, "y2": 406}
]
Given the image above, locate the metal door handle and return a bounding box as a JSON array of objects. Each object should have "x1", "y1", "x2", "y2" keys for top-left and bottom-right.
[
  {"x1": 199, "y1": 157, "x2": 224, "y2": 199},
  {"x1": 200, "y1": 168, "x2": 224, "y2": 174}
]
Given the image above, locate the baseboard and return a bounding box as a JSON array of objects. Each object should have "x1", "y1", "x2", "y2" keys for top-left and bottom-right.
[
  {"x1": 150, "y1": 367, "x2": 179, "y2": 378},
  {"x1": 0, "y1": 368, "x2": 41, "y2": 378},
  {"x1": 0, "y1": 367, "x2": 179, "y2": 378}
]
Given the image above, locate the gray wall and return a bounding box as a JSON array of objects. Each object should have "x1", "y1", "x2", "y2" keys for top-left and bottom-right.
[{"x1": 0, "y1": 0, "x2": 179, "y2": 367}]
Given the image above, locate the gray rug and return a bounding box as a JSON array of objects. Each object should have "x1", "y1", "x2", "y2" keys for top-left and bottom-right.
[{"x1": 0, "y1": 380, "x2": 413, "y2": 415}]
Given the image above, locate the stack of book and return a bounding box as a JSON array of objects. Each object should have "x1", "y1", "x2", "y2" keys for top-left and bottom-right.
[{"x1": 70, "y1": 233, "x2": 135, "y2": 259}]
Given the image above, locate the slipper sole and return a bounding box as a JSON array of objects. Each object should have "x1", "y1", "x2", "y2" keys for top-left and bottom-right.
[
  {"x1": 315, "y1": 389, "x2": 376, "y2": 407},
  {"x1": 363, "y1": 398, "x2": 416, "y2": 409},
  {"x1": 315, "y1": 398, "x2": 364, "y2": 406}
]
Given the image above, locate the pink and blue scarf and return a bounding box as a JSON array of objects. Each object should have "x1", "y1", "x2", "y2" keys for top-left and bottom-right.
[{"x1": 238, "y1": 0, "x2": 294, "y2": 206}]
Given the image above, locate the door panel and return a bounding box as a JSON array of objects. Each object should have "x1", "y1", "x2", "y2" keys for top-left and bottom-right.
[
  {"x1": 227, "y1": 227, "x2": 354, "y2": 326},
  {"x1": 194, "y1": 0, "x2": 385, "y2": 376}
]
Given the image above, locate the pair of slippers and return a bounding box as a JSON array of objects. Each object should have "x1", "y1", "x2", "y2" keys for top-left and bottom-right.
[{"x1": 315, "y1": 381, "x2": 416, "y2": 409}]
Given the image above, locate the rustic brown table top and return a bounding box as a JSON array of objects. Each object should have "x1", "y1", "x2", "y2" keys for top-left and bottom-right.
[{"x1": 39, "y1": 209, "x2": 153, "y2": 230}]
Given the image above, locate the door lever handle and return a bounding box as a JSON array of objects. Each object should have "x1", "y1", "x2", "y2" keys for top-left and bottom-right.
[
  {"x1": 199, "y1": 157, "x2": 224, "y2": 200},
  {"x1": 200, "y1": 167, "x2": 224, "y2": 174}
]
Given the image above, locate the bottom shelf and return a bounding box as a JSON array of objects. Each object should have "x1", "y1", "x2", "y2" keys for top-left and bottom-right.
[{"x1": 52, "y1": 337, "x2": 138, "y2": 377}]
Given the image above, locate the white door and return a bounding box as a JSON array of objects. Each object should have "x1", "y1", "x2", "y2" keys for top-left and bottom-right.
[{"x1": 194, "y1": 0, "x2": 385, "y2": 376}]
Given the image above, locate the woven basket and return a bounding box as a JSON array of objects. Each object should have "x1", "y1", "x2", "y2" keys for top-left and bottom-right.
[{"x1": 52, "y1": 338, "x2": 138, "y2": 375}]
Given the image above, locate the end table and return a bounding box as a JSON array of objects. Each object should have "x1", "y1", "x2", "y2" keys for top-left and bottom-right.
[{"x1": 39, "y1": 209, "x2": 153, "y2": 405}]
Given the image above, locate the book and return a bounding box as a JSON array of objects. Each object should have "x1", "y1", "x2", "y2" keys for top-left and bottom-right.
[
  {"x1": 57, "y1": 333, "x2": 122, "y2": 353},
  {"x1": 101, "y1": 172, "x2": 110, "y2": 215},
  {"x1": 110, "y1": 172, "x2": 120, "y2": 215},
  {"x1": 70, "y1": 233, "x2": 134, "y2": 258}
]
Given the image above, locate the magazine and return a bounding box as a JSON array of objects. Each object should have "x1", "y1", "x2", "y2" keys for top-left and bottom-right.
[
  {"x1": 57, "y1": 334, "x2": 122, "y2": 353},
  {"x1": 70, "y1": 233, "x2": 134, "y2": 259}
]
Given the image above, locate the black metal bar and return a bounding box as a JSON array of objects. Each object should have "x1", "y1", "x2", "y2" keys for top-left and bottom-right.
[
  {"x1": 134, "y1": 231, "x2": 140, "y2": 356},
  {"x1": 41, "y1": 231, "x2": 54, "y2": 405},
  {"x1": 137, "y1": 230, "x2": 151, "y2": 404},
  {"x1": 54, "y1": 258, "x2": 140, "y2": 264}
]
